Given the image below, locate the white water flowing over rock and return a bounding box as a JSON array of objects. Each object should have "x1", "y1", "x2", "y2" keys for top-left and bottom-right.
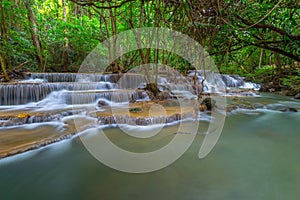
[
  {"x1": 187, "y1": 70, "x2": 260, "y2": 93},
  {"x1": 0, "y1": 72, "x2": 260, "y2": 105},
  {"x1": 19, "y1": 78, "x2": 47, "y2": 83}
]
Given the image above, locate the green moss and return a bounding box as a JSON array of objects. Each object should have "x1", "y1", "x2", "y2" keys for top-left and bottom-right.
[{"x1": 129, "y1": 107, "x2": 142, "y2": 113}]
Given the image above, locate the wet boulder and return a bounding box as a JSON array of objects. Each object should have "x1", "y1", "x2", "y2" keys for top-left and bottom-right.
[
  {"x1": 158, "y1": 91, "x2": 171, "y2": 101},
  {"x1": 295, "y1": 93, "x2": 300, "y2": 99},
  {"x1": 288, "y1": 107, "x2": 298, "y2": 112},
  {"x1": 201, "y1": 97, "x2": 216, "y2": 111},
  {"x1": 253, "y1": 103, "x2": 265, "y2": 109},
  {"x1": 226, "y1": 105, "x2": 238, "y2": 112},
  {"x1": 231, "y1": 98, "x2": 254, "y2": 109},
  {"x1": 266, "y1": 104, "x2": 288, "y2": 111},
  {"x1": 266, "y1": 104, "x2": 298, "y2": 112},
  {"x1": 97, "y1": 99, "x2": 110, "y2": 107}
]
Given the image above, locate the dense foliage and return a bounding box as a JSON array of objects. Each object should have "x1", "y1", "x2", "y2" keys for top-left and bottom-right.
[{"x1": 0, "y1": 0, "x2": 299, "y2": 91}]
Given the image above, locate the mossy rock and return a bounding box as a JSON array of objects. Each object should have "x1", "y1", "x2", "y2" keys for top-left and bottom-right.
[{"x1": 129, "y1": 107, "x2": 142, "y2": 113}]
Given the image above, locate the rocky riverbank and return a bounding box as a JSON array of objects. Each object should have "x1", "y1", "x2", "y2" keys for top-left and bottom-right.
[
  {"x1": 1, "y1": 94, "x2": 299, "y2": 159},
  {"x1": 0, "y1": 99, "x2": 199, "y2": 159}
]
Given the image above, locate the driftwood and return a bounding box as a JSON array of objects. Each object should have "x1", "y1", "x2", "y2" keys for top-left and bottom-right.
[{"x1": 14, "y1": 61, "x2": 29, "y2": 70}]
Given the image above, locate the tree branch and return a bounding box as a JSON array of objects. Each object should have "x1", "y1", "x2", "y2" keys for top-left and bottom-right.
[
  {"x1": 70, "y1": 0, "x2": 134, "y2": 9},
  {"x1": 237, "y1": 16, "x2": 300, "y2": 41},
  {"x1": 252, "y1": 43, "x2": 300, "y2": 62}
]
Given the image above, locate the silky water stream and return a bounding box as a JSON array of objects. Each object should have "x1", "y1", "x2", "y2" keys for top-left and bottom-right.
[{"x1": 0, "y1": 73, "x2": 299, "y2": 200}]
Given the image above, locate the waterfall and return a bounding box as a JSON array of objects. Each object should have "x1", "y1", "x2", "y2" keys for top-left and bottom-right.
[
  {"x1": 65, "y1": 90, "x2": 148, "y2": 104},
  {"x1": 0, "y1": 72, "x2": 261, "y2": 105},
  {"x1": 221, "y1": 74, "x2": 260, "y2": 90},
  {"x1": 221, "y1": 74, "x2": 244, "y2": 87},
  {"x1": 0, "y1": 82, "x2": 115, "y2": 105},
  {"x1": 29, "y1": 73, "x2": 146, "y2": 84},
  {"x1": 186, "y1": 70, "x2": 260, "y2": 94}
]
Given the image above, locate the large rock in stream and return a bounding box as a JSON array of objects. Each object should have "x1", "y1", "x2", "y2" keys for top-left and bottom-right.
[
  {"x1": 200, "y1": 97, "x2": 216, "y2": 111},
  {"x1": 266, "y1": 104, "x2": 298, "y2": 112}
]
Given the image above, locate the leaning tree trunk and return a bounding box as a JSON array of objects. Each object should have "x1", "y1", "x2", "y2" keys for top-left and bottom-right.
[{"x1": 24, "y1": 0, "x2": 44, "y2": 70}]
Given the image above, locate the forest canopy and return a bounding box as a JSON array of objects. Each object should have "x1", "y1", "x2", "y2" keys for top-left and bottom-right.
[{"x1": 0, "y1": 0, "x2": 299, "y2": 89}]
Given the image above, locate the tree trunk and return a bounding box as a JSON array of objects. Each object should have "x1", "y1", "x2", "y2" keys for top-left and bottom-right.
[
  {"x1": 129, "y1": 1, "x2": 151, "y2": 81},
  {"x1": 0, "y1": 0, "x2": 6, "y2": 37},
  {"x1": 62, "y1": 0, "x2": 69, "y2": 71},
  {"x1": 0, "y1": 54, "x2": 9, "y2": 82},
  {"x1": 62, "y1": 37, "x2": 69, "y2": 71},
  {"x1": 0, "y1": 0, "x2": 11, "y2": 69},
  {"x1": 24, "y1": 0, "x2": 44, "y2": 70},
  {"x1": 62, "y1": 0, "x2": 67, "y2": 22},
  {"x1": 258, "y1": 48, "x2": 263, "y2": 69},
  {"x1": 109, "y1": 6, "x2": 119, "y2": 73}
]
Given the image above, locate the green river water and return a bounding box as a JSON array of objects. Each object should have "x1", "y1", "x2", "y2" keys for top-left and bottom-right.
[{"x1": 0, "y1": 94, "x2": 300, "y2": 200}]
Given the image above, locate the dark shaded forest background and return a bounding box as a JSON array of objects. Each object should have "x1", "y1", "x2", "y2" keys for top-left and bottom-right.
[{"x1": 0, "y1": 0, "x2": 299, "y2": 93}]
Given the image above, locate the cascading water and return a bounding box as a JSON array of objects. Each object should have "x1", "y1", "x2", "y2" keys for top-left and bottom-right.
[
  {"x1": 221, "y1": 74, "x2": 261, "y2": 90},
  {"x1": 0, "y1": 73, "x2": 152, "y2": 129},
  {"x1": 11, "y1": 71, "x2": 259, "y2": 106},
  {"x1": 186, "y1": 70, "x2": 260, "y2": 95},
  {"x1": 221, "y1": 74, "x2": 244, "y2": 87},
  {"x1": 0, "y1": 71, "x2": 265, "y2": 159},
  {"x1": 1, "y1": 82, "x2": 143, "y2": 106},
  {"x1": 29, "y1": 72, "x2": 146, "y2": 83}
]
